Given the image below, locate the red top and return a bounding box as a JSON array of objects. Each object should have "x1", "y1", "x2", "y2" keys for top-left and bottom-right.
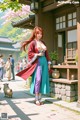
[{"x1": 16, "y1": 40, "x2": 50, "y2": 80}]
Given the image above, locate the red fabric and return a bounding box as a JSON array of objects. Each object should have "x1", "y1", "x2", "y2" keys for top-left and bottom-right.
[
  {"x1": 16, "y1": 41, "x2": 38, "y2": 80},
  {"x1": 16, "y1": 62, "x2": 37, "y2": 80},
  {"x1": 16, "y1": 40, "x2": 50, "y2": 80},
  {"x1": 49, "y1": 69, "x2": 53, "y2": 74}
]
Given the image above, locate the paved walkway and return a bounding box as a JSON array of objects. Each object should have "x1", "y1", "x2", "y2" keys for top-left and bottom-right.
[{"x1": 0, "y1": 77, "x2": 80, "y2": 120}]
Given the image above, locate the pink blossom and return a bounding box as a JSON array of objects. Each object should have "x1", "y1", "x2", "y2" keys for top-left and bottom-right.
[{"x1": 1, "y1": 5, "x2": 31, "y2": 24}]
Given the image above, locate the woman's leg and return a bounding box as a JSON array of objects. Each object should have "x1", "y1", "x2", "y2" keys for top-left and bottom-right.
[
  {"x1": 35, "y1": 93, "x2": 40, "y2": 105},
  {"x1": 35, "y1": 64, "x2": 42, "y2": 105},
  {"x1": 38, "y1": 93, "x2": 43, "y2": 104}
]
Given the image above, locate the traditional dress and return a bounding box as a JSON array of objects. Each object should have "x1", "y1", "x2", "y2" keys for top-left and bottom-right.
[
  {"x1": 5, "y1": 61, "x2": 11, "y2": 80},
  {"x1": 16, "y1": 40, "x2": 50, "y2": 94}
]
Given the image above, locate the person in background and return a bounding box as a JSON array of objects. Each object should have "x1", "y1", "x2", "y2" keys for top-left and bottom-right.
[
  {"x1": 16, "y1": 62, "x2": 20, "y2": 73},
  {"x1": 0, "y1": 54, "x2": 4, "y2": 81},
  {"x1": 23, "y1": 59, "x2": 27, "y2": 69},
  {"x1": 9, "y1": 54, "x2": 15, "y2": 80},
  {"x1": 22, "y1": 56, "x2": 27, "y2": 63},
  {"x1": 16, "y1": 26, "x2": 51, "y2": 106},
  {"x1": 5, "y1": 57, "x2": 11, "y2": 81},
  {"x1": 19, "y1": 60, "x2": 23, "y2": 71}
]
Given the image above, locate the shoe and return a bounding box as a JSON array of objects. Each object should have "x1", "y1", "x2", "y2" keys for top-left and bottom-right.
[
  {"x1": 39, "y1": 98, "x2": 44, "y2": 105},
  {"x1": 39, "y1": 100, "x2": 44, "y2": 105},
  {"x1": 40, "y1": 101, "x2": 44, "y2": 105},
  {"x1": 34, "y1": 100, "x2": 41, "y2": 106},
  {"x1": 11, "y1": 78, "x2": 15, "y2": 80},
  {"x1": 8, "y1": 80, "x2": 11, "y2": 81}
]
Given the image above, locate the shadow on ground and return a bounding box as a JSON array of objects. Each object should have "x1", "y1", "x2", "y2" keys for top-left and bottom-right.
[{"x1": 0, "y1": 88, "x2": 60, "y2": 120}]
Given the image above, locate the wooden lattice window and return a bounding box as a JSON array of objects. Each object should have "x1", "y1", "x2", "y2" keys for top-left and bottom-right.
[
  {"x1": 66, "y1": 29, "x2": 77, "y2": 63},
  {"x1": 68, "y1": 12, "x2": 76, "y2": 27},
  {"x1": 56, "y1": 16, "x2": 66, "y2": 30}
]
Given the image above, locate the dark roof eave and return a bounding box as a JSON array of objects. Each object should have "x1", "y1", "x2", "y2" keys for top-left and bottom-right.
[
  {"x1": 11, "y1": 15, "x2": 35, "y2": 29},
  {"x1": 15, "y1": 25, "x2": 34, "y2": 29},
  {"x1": 19, "y1": 0, "x2": 31, "y2": 5}
]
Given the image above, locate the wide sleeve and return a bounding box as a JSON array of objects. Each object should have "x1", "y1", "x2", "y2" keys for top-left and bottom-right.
[{"x1": 28, "y1": 41, "x2": 38, "y2": 64}]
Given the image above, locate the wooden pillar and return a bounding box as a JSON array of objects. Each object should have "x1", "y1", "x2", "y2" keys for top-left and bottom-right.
[
  {"x1": 77, "y1": 6, "x2": 80, "y2": 107},
  {"x1": 35, "y1": 1, "x2": 43, "y2": 27}
]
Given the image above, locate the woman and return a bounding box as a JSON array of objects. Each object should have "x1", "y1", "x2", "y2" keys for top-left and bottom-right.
[
  {"x1": 16, "y1": 26, "x2": 51, "y2": 105},
  {"x1": 0, "y1": 54, "x2": 4, "y2": 81},
  {"x1": 5, "y1": 57, "x2": 11, "y2": 81}
]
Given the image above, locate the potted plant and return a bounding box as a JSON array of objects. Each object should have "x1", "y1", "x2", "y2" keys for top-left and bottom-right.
[
  {"x1": 49, "y1": 51, "x2": 58, "y2": 65},
  {"x1": 75, "y1": 54, "x2": 78, "y2": 65}
]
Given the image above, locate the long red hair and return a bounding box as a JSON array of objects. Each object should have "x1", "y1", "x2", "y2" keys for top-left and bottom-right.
[{"x1": 21, "y1": 26, "x2": 43, "y2": 51}]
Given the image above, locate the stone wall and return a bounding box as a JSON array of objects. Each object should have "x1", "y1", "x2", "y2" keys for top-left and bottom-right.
[{"x1": 50, "y1": 81, "x2": 78, "y2": 102}]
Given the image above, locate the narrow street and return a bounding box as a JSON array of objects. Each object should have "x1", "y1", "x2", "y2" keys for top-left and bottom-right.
[{"x1": 0, "y1": 77, "x2": 80, "y2": 120}]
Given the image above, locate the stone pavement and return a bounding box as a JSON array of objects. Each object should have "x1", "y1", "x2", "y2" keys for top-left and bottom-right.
[{"x1": 0, "y1": 76, "x2": 80, "y2": 120}]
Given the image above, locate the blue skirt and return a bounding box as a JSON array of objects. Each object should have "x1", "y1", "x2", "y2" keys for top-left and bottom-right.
[{"x1": 30, "y1": 56, "x2": 50, "y2": 94}]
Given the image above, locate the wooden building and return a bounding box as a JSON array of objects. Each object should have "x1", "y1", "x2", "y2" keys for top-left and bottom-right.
[
  {"x1": 12, "y1": 0, "x2": 80, "y2": 105},
  {"x1": 0, "y1": 37, "x2": 20, "y2": 65}
]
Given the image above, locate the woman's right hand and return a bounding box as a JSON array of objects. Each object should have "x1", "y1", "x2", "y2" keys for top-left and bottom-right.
[{"x1": 37, "y1": 52, "x2": 44, "y2": 56}]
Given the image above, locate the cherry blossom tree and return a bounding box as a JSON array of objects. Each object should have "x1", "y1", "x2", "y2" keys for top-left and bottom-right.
[
  {"x1": 1, "y1": 5, "x2": 31, "y2": 24},
  {"x1": 0, "y1": 0, "x2": 33, "y2": 58}
]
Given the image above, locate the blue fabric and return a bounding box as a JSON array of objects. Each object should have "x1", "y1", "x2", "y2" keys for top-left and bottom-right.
[
  {"x1": 0, "y1": 67, "x2": 3, "y2": 79},
  {"x1": 10, "y1": 57, "x2": 14, "y2": 66},
  {"x1": 30, "y1": 56, "x2": 50, "y2": 94},
  {"x1": 10, "y1": 57, "x2": 15, "y2": 79}
]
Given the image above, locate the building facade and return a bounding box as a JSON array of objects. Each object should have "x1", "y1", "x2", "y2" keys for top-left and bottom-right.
[
  {"x1": 0, "y1": 37, "x2": 20, "y2": 65},
  {"x1": 12, "y1": 0, "x2": 80, "y2": 105}
]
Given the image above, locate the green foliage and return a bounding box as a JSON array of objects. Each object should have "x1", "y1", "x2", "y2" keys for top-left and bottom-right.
[
  {"x1": 0, "y1": 23, "x2": 12, "y2": 37},
  {"x1": 7, "y1": 27, "x2": 23, "y2": 41},
  {"x1": 20, "y1": 51, "x2": 28, "y2": 58},
  {"x1": 0, "y1": 0, "x2": 22, "y2": 11},
  {"x1": 0, "y1": 22, "x2": 23, "y2": 41},
  {"x1": 75, "y1": 54, "x2": 78, "y2": 62},
  {"x1": 0, "y1": 4, "x2": 32, "y2": 59},
  {"x1": 49, "y1": 51, "x2": 58, "y2": 61}
]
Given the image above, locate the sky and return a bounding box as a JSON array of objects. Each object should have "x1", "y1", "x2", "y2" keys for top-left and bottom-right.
[{"x1": 0, "y1": 0, "x2": 3, "y2": 2}]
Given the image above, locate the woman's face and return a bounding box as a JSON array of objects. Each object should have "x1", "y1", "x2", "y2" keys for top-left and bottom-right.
[{"x1": 35, "y1": 30, "x2": 42, "y2": 40}]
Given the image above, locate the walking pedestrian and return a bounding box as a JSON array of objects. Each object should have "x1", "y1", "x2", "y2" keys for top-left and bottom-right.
[
  {"x1": 19, "y1": 60, "x2": 23, "y2": 71},
  {"x1": 9, "y1": 54, "x2": 15, "y2": 80},
  {"x1": 16, "y1": 62, "x2": 20, "y2": 73},
  {"x1": 16, "y1": 26, "x2": 51, "y2": 105},
  {"x1": 0, "y1": 54, "x2": 4, "y2": 81},
  {"x1": 5, "y1": 57, "x2": 11, "y2": 81},
  {"x1": 23, "y1": 59, "x2": 27, "y2": 69}
]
